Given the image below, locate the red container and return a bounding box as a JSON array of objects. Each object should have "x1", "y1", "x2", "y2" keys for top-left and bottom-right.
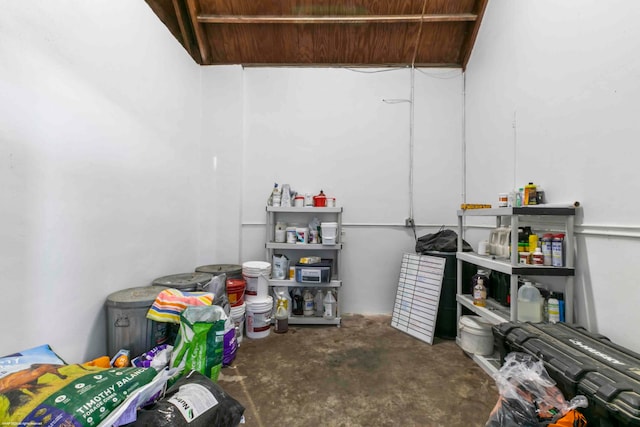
[
  {"x1": 226, "y1": 278, "x2": 246, "y2": 307},
  {"x1": 313, "y1": 190, "x2": 327, "y2": 207}
]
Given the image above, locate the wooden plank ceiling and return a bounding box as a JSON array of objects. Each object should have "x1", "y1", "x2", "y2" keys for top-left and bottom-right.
[{"x1": 144, "y1": 0, "x2": 488, "y2": 68}]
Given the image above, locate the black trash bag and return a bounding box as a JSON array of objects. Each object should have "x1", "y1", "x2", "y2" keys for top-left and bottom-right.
[
  {"x1": 130, "y1": 370, "x2": 245, "y2": 427},
  {"x1": 415, "y1": 228, "x2": 473, "y2": 253}
]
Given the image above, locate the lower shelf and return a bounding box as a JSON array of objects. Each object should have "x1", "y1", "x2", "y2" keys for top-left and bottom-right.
[
  {"x1": 457, "y1": 294, "x2": 510, "y2": 324},
  {"x1": 456, "y1": 337, "x2": 501, "y2": 377},
  {"x1": 268, "y1": 279, "x2": 342, "y2": 288}
]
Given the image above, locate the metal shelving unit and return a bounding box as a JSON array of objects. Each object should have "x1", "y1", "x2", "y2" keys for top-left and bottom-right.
[
  {"x1": 265, "y1": 205, "x2": 343, "y2": 326},
  {"x1": 455, "y1": 206, "x2": 577, "y2": 374}
]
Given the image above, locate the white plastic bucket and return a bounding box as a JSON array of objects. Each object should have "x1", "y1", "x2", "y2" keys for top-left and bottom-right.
[
  {"x1": 230, "y1": 302, "x2": 246, "y2": 346},
  {"x1": 242, "y1": 261, "x2": 271, "y2": 300},
  {"x1": 246, "y1": 296, "x2": 273, "y2": 339},
  {"x1": 243, "y1": 274, "x2": 269, "y2": 301},
  {"x1": 321, "y1": 222, "x2": 338, "y2": 244},
  {"x1": 458, "y1": 315, "x2": 493, "y2": 356}
]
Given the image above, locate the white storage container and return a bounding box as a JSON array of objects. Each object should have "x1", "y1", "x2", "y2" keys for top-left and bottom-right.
[
  {"x1": 458, "y1": 315, "x2": 494, "y2": 356},
  {"x1": 321, "y1": 222, "x2": 338, "y2": 244}
]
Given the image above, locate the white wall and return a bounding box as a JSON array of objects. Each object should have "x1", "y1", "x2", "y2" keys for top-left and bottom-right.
[
  {"x1": 13, "y1": 0, "x2": 633, "y2": 362},
  {"x1": 198, "y1": 66, "x2": 244, "y2": 265},
  {"x1": 234, "y1": 67, "x2": 464, "y2": 314},
  {"x1": 1, "y1": 3, "x2": 466, "y2": 363},
  {"x1": 465, "y1": 0, "x2": 640, "y2": 351},
  {"x1": 0, "y1": 1, "x2": 202, "y2": 362}
]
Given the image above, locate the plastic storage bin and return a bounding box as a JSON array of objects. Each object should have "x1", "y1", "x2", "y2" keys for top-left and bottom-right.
[{"x1": 295, "y1": 260, "x2": 332, "y2": 283}]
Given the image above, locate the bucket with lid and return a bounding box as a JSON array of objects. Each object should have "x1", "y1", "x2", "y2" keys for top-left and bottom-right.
[
  {"x1": 226, "y1": 278, "x2": 246, "y2": 307},
  {"x1": 242, "y1": 261, "x2": 271, "y2": 301},
  {"x1": 245, "y1": 296, "x2": 273, "y2": 339},
  {"x1": 230, "y1": 302, "x2": 246, "y2": 345},
  {"x1": 195, "y1": 264, "x2": 242, "y2": 280},
  {"x1": 105, "y1": 286, "x2": 169, "y2": 359},
  {"x1": 458, "y1": 315, "x2": 493, "y2": 356},
  {"x1": 152, "y1": 272, "x2": 213, "y2": 291},
  {"x1": 321, "y1": 222, "x2": 338, "y2": 244}
]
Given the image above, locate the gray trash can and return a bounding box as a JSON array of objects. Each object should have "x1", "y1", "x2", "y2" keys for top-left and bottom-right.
[{"x1": 105, "y1": 286, "x2": 169, "y2": 359}]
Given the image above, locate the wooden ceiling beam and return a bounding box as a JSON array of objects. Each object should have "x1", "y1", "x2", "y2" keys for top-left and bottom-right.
[
  {"x1": 184, "y1": 0, "x2": 211, "y2": 63},
  {"x1": 461, "y1": 0, "x2": 489, "y2": 70},
  {"x1": 172, "y1": 0, "x2": 197, "y2": 61},
  {"x1": 197, "y1": 13, "x2": 477, "y2": 25}
]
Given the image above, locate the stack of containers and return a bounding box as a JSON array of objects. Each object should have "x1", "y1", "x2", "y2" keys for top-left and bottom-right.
[
  {"x1": 194, "y1": 264, "x2": 244, "y2": 314},
  {"x1": 151, "y1": 272, "x2": 215, "y2": 346},
  {"x1": 227, "y1": 281, "x2": 247, "y2": 345},
  {"x1": 242, "y1": 261, "x2": 273, "y2": 339},
  {"x1": 195, "y1": 264, "x2": 243, "y2": 344}
]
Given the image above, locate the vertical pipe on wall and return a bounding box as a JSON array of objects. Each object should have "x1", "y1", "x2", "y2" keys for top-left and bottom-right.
[
  {"x1": 409, "y1": 65, "x2": 415, "y2": 220},
  {"x1": 461, "y1": 72, "x2": 467, "y2": 204},
  {"x1": 512, "y1": 111, "x2": 518, "y2": 191},
  {"x1": 407, "y1": 0, "x2": 427, "y2": 223}
]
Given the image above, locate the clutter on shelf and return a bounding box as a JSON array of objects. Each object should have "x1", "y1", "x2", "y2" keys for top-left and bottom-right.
[
  {"x1": 267, "y1": 183, "x2": 336, "y2": 208},
  {"x1": 463, "y1": 182, "x2": 580, "y2": 210},
  {"x1": 265, "y1": 193, "x2": 343, "y2": 326}
]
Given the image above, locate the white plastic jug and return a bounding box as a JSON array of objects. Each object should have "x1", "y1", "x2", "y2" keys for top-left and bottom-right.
[
  {"x1": 323, "y1": 290, "x2": 337, "y2": 320},
  {"x1": 517, "y1": 282, "x2": 543, "y2": 322}
]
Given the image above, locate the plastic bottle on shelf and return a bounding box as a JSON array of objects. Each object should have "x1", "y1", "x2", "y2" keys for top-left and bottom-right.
[
  {"x1": 548, "y1": 293, "x2": 560, "y2": 323},
  {"x1": 323, "y1": 290, "x2": 337, "y2": 320},
  {"x1": 535, "y1": 284, "x2": 550, "y2": 322},
  {"x1": 274, "y1": 300, "x2": 289, "y2": 333},
  {"x1": 516, "y1": 188, "x2": 524, "y2": 207},
  {"x1": 536, "y1": 186, "x2": 545, "y2": 205},
  {"x1": 541, "y1": 234, "x2": 553, "y2": 266},
  {"x1": 314, "y1": 289, "x2": 324, "y2": 317},
  {"x1": 472, "y1": 269, "x2": 489, "y2": 307},
  {"x1": 524, "y1": 182, "x2": 537, "y2": 205},
  {"x1": 523, "y1": 227, "x2": 533, "y2": 252},
  {"x1": 552, "y1": 234, "x2": 565, "y2": 267},
  {"x1": 517, "y1": 281, "x2": 543, "y2": 322},
  {"x1": 303, "y1": 289, "x2": 314, "y2": 316},
  {"x1": 529, "y1": 234, "x2": 538, "y2": 254},
  {"x1": 532, "y1": 246, "x2": 544, "y2": 265},
  {"x1": 558, "y1": 296, "x2": 565, "y2": 322},
  {"x1": 291, "y1": 288, "x2": 304, "y2": 316}
]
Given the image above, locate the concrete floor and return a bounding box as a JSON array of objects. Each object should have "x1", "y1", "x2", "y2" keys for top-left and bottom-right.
[{"x1": 219, "y1": 314, "x2": 499, "y2": 427}]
